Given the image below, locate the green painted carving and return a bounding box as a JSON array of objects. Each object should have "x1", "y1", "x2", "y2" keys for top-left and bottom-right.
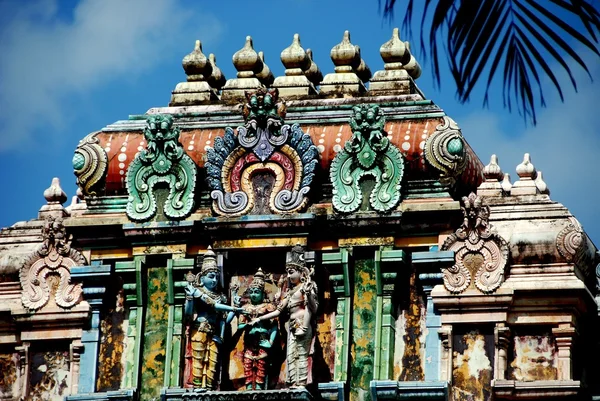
[
  {"x1": 126, "y1": 114, "x2": 197, "y2": 222},
  {"x1": 331, "y1": 104, "x2": 404, "y2": 214}
]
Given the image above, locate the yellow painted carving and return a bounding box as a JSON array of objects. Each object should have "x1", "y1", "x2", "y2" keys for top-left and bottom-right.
[
  {"x1": 91, "y1": 248, "x2": 132, "y2": 260},
  {"x1": 213, "y1": 237, "x2": 307, "y2": 249},
  {"x1": 338, "y1": 237, "x2": 394, "y2": 247}
]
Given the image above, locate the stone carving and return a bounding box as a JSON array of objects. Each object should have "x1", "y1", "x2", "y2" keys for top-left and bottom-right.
[
  {"x1": 441, "y1": 193, "x2": 508, "y2": 294},
  {"x1": 234, "y1": 268, "x2": 278, "y2": 390},
  {"x1": 184, "y1": 247, "x2": 245, "y2": 390},
  {"x1": 424, "y1": 116, "x2": 467, "y2": 187},
  {"x1": 250, "y1": 244, "x2": 318, "y2": 388},
  {"x1": 556, "y1": 217, "x2": 585, "y2": 263},
  {"x1": 20, "y1": 217, "x2": 86, "y2": 311},
  {"x1": 206, "y1": 88, "x2": 318, "y2": 216},
  {"x1": 72, "y1": 132, "x2": 108, "y2": 197},
  {"x1": 330, "y1": 104, "x2": 404, "y2": 214},
  {"x1": 126, "y1": 114, "x2": 197, "y2": 222}
]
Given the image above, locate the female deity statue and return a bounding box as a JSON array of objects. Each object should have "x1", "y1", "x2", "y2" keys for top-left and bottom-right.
[
  {"x1": 184, "y1": 246, "x2": 245, "y2": 390},
  {"x1": 235, "y1": 268, "x2": 277, "y2": 390},
  {"x1": 250, "y1": 245, "x2": 318, "y2": 388}
]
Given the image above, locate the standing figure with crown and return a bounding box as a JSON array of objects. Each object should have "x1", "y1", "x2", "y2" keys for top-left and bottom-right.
[
  {"x1": 235, "y1": 268, "x2": 278, "y2": 390},
  {"x1": 184, "y1": 246, "x2": 245, "y2": 390},
  {"x1": 250, "y1": 244, "x2": 318, "y2": 388}
]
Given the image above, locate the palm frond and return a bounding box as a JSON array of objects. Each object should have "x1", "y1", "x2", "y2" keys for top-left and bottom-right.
[{"x1": 381, "y1": 0, "x2": 600, "y2": 125}]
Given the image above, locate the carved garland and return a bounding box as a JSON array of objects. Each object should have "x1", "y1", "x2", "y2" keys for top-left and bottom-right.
[
  {"x1": 424, "y1": 116, "x2": 468, "y2": 187},
  {"x1": 126, "y1": 114, "x2": 197, "y2": 221},
  {"x1": 441, "y1": 193, "x2": 508, "y2": 294},
  {"x1": 20, "y1": 217, "x2": 87, "y2": 311},
  {"x1": 330, "y1": 104, "x2": 404, "y2": 214},
  {"x1": 206, "y1": 88, "x2": 318, "y2": 216},
  {"x1": 72, "y1": 132, "x2": 108, "y2": 197}
]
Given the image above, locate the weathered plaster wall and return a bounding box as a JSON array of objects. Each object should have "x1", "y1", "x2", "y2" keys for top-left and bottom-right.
[
  {"x1": 0, "y1": 349, "x2": 19, "y2": 399},
  {"x1": 96, "y1": 285, "x2": 127, "y2": 391},
  {"x1": 27, "y1": 348, "x2": 71, "y2": 401},
  {"x1": 510, "y1": 333, "x2": 558, "y2": 381},
  {"x1": 452, "y1": 329, "x2": 493, "y2": 401}
]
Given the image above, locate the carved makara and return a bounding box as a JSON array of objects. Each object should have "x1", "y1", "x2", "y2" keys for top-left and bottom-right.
[
  {"x1": 441, "y1": 193, "x2": 508, "y2": 294},
  {"x1": 330, "y1": 104, "x2": 405, "y2": 214},
  {"x1": 206, "y1": 88, "x2": 318, "y2": 216},
  {"x1": 125, "y1": 114, "x2": 197, "y2": 221},
  {"x1": 20, "y1": 217, "x2": 86, "y2": 311},
  {"x1": 424, "y1": 116, "x2": 468, "y2": 187}
]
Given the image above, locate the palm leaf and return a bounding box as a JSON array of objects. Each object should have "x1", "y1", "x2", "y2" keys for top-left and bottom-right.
[{"x1": 381, "y1": 0, "x2": 600, "y2": 125}]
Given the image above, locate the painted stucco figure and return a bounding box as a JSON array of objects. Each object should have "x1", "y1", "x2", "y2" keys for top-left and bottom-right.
[
  {"x1": 235, "y1": 268, "x2": 277, "y2": 390},
  {"x1": 184, "y1": 246, "x2": 245, "y2": 390},
  {"x1": 250, "y1": 245, "x2": 318, "y2": 388}
]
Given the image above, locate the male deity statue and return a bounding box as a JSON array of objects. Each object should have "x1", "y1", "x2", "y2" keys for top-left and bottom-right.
[
  {"x1": 235, "y1": 268, "x2": 277, "y2": 390},
  {"x1": 250, "y1": 245, "x2": 318, "y2": 388},
  {"x1": 185, "y1": 246, "x2": 245, "y2": 390}
]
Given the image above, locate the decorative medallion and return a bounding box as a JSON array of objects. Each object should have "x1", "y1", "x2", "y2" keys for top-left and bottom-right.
[
  {"x1": 206, "y1": 88, "x2": 318, "y2": 216},
  {"x1": 73, "y1": 132, "x2": 108, "y2": 197},
  {"x1": 441, "y1": 193, "x2": 508, "y2": 294},
  {"x1": 556, "y1": 217, "x2": 585, "y2": 263},
  {"x1": 424, "y1": 116, "x2": 468, "y2": 187},
  {"x1": 330, "y1": 104, "x2": 404, "y2": 214},
  {"x1": 126, "y1": 114, "x2": 197, "y2": 221},
  {"x1": 20, "y1": 217, "x2": 86, "y2": 311}
]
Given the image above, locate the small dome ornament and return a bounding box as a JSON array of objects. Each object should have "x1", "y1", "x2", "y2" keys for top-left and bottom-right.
[
  {"x1": 512, "y1": 153, "x2": 540, "y2": 195},
  {"x1": 483, "y1": 154, "x2": 503, "y2": 181},
  {"x1": 44, "y1": 177, "x2": 67, "y2": 205},
  {"x1": 380, "y1": 28, "x2": 410, "y2": 67},
  {"x1": 182, "y1": 40, "x2": 212, "y2": 82},
  {"x1": 280, "y1": 34, "x2": 310, "y2": 74},
  {"x1": 501, "y1": 173, "x2": 513, "y2": 193},
  {"x1": 207, "y1": 53, "x2": 226, "y2": 91},
  {"x1": 256, "y1": 51, "x2": 274, "y2": 86},
  {"x1": 304, "y1": 49, "x2": 323, "y2": 87},
  {"x1": 330, "y1": 30, "x2": 360, "y2": 73},
  {"x1": 535, "y1": 171, "x2": 550, "y2": 195},
  {"x1": 272, "y1": 34, "x2": 317, "y2": 97},
  {"x1": 516, "y1": 153, "x2": 537, "y2": 179},
  {"x1": 232, "y1": 36, "x2": 263, "y2": 79},
  {"x1": 320, "y1": 30, "x2": 366, "y2": 96}
]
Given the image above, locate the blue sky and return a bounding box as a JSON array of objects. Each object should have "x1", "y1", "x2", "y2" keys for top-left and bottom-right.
[{"x1": 0, "y1": 0, "x2": 598, "y2": 247}]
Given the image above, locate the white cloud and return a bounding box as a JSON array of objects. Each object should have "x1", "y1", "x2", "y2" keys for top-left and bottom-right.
[{"x1": 0, "y1": 0, "x2": 222, "y2": 151}]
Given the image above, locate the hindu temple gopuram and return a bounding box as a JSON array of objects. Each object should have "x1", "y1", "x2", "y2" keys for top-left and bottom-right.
[{"x1": 1, "y1": 29, "x2": 599, "y2": 401}]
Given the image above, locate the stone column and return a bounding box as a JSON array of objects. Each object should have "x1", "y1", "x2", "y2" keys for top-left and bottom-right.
[
  {"x1": 494, "y1": 323, "x2": 511, "y2": 380},
  {"x1": 439, "y1": 326, "x2": 453, "y2": 382},
  {"x1": 16, "y1": 342, "x2": 30, "y2": 400},
  {"x1": 70, "y1": 340, "x2": 84, "y2": 394},
  {"x1": 552, "y1": 323, "x2": 576, "y2": 380}
]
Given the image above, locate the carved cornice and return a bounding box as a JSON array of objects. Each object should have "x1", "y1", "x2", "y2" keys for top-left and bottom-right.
[
  {"x1": 331, "y1": 104, "x2": 404, "y2": 214},
  {"x1": 441, "y1": 193, "x2": 508, "y2": 294},
  {"x1": 19, "y1": 217, "x2": 87, "y2": 311},
  {"x1": 125, "y1": 114, "x2": 197, "y2": 221}
]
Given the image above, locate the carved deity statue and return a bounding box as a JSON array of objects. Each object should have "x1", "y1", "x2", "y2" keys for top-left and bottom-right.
[
  {"x1": 251, "y1": 245, "x2": 318, "y2": 388},
  {"x1": 235, "y1": 268, "x2": 277, "y2": 390},
  {"x1": 184, "y1": 246, "x2": 245, "y2": 390}
]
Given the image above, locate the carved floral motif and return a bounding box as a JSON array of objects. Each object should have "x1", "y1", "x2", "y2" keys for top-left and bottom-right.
[
  {"x1": 206, "y1": 88, "x2": 318, "y2": 216},
  {"x1": 20, "y1": 217, "x2": 86, "y2": 311},
  {"x1": 330, "y1": 104, "x2": 404, "y2": 214},
  {"x1": 72, "y1": 132, "x2": 108, "y2": 197},
  {"x1": 126, "y1": 114, "x2": 197, "y2": 221},
  {"x1": 441, "y1": 193, "x2": 508, "y2": 294},
  {"x1": 424, "y1": 116, "x2": 467, "y2": 187},
  {"x1": 556, "y1": 217, "x2": 585, "y2": 263}
]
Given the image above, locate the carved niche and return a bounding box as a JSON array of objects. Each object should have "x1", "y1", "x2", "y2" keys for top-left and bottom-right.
[
  {"x1": 206, "y1": 88, "x2": 318, "y2": 216},
  {"x1": 20, "y1": 217, "x2": 87, "y2": 311},
  {"x1": 330, "y1": 104, "x2": 405, "y2": 214},
  {"x1": 441, "y1": 193, "x2": 508, "y2": 294},
  {"x1": 423, "y1": 116, "x2": 468, "y2": 187},
  {"x1": 126, "y1": 114, "x2": 197, "y2": 221},
  {"x1": 72, "y1": 132, "x2": 108, "y2": 197}
]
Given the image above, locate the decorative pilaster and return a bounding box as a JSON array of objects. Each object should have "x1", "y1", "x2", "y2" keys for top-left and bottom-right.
[
  {"x1": 438, "y1": 326, "x2": 452, "y2": 383},
  {"x1": 552, "y1": 323, "x2": 576, "y2": 381},
  {"x1": 70, "y1": 261, "x2": 111, "y2": 393},
  {"x1": 70, "y1": 340, "x2": 84, "y2": 394},
  {"x1": 494, "y1": 323, "x2": 511, "y2": 380},
  {"x1": 16, "y1": 342, "x2": 30, "y2": 400}
]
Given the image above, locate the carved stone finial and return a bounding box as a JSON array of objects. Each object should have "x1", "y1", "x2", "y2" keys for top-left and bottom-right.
[
  {"x1": 353, "y1": 47, "x2": 372, "y2": 83},
  {"x1": 20, "y1": 216, "x2": 86, "y2": 311},
  {"x1": 320, "y1": 31, "x2": 366, "y2": 96},
  {"x1": 125, "y1": 114, "x2": 197, "y2": 221},
  {"x1": 535, "y1": 171, "x2": 550, "y2": 195},
  {"x1": 403, "y1": 41, "x2": 422, "y2": 79},
  {"x1": 206, "y1": 88, "x2": 318, "y2": 216},
  {"x1": 370, "y1": 28, "x2": 421, "y2": 94},
  {"x1": 478, "y1": 154, "x2": 504, "y2": 197},
  {"x1": 331, "y1": 104, "x2": 405, "y2": 214},
  {"x1": 304, "y1": 49, "x2": 323, "y2": 87},
  {"x1": 512, "y1": 153, "x2": 539, "y2": 195},
  {"x1": 182, "y1": 40, "x2": 212, "y2": 82},
  {"x1": 441, "y1": 193, "x2": 508, "y2": 294},
  {"x1": 273, "y1": 34, "x2": 316, "y2": 97},
  {"x1": 255, "y1": 51, "x2": 274, "y2": 87},
  {"x1": 170, "y1": 40, "x2": 218, "y2": 105},
  {"x1": 423, "y1": 117, "x2": 467, "y2": 187},
  {"x1": 44, "y1": 177, "x2": 67, "y2": 205},
  {"x1": 207, "y1": 53, "x2": 226, "y2": 91},
  {"x1": 221, "y1": 36, "x2": 265, "y2": 101},
  {"x1": 501, "y1": 173, "x2": 513, "y2": 193}
]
